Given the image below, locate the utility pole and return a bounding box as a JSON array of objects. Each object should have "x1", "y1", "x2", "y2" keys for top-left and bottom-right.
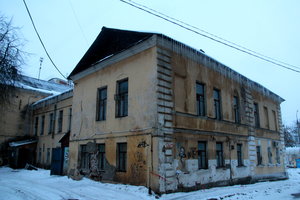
[{"x1": 38, "y1": 57, "x2": 43, "y2": 80}]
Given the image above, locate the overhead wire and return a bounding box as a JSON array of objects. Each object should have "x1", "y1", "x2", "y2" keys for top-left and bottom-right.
[
  {"x1": 22, "y1": 0, "x2": 67, "y2": 79},
  {"x1": 68, "y1": 0, "x2": 89, "y2": 47},
  {"x1": 120, "y1": 0, "x2": 300, "y2": 73}
]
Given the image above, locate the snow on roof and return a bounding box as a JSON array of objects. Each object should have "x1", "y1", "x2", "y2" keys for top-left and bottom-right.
[
  {"x1": 32, "y1": 88, "x2": 73, "y2": 109},
  {"x1": 10, "y1": 75, "x2": 72, "y2": 95},
  {"x1": 9, "y1": 139, "x2": 37, "y2": 147}
]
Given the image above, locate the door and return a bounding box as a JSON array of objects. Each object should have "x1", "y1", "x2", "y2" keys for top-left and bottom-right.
[{"x1": 50, "y1": 148, "x2": 63, "y2": 175}]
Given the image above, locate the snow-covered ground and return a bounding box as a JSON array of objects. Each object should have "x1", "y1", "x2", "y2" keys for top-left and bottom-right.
[{"x1": 0, "y1": 167, "x2": 299, "y2": 200}]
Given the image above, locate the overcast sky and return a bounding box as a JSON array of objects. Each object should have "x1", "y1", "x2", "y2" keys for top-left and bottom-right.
[{"x1": 1, "y1": 0, "x2": 299, "y2": 125}]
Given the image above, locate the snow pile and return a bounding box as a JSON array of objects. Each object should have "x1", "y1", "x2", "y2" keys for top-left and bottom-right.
[{"x1": 0, "y1": 167, "x2": 300, "y2": 200}]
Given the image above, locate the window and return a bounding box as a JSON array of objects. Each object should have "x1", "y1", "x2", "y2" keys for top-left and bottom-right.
[
  {"x1": 233, "y1": 96, "x2": 240, "y2": 123},
  {"x1": 276, "y1": 148, "x2": 280, "y2": 164},
  {"x1": 237, "y1": 144, "x2": 243, "y2": 166},
  {"x1": 38, "y1": 148, "x2": 42, "y2": 163},
  {"x1": 34, "y1": 117, "x2": 39, "y2": 136},
  {"x1": 58, "y1": 110, "x2": 63, "y2": 133},
  {"x1": 254, "y1": 103, "x2": 260, "y2": 127},
  {"x1": 40, "y1": 115, "x2": 45, "y2": 135},
  {"x1": 115, "y1": 79, "x2": 128, "y2": 117},
  {"x1": 272, "y1": 110, "x2": 278, "y2": 131},
  {"x1": 213, "y1": 89, "x2": 221, "y2": 120},
  {"x1": 256, "y1": 146, "x2": 262, "y2": 165},
  {"x1": 80, "y1": 145, "x2": 89, "y2": 169},
  {"x1": 68, "y1": 108, "x2": 72, "y2": 132},
  {"x1": 98, "y1": 144, "x2": 105, "y2": 170},
  {"x1": 198, "y1": 141, "x2": 208, "y2": 169},
  {"x1": 264, "y1": 106, "x2": 269, "y2": 129},
  {"x1": 268, "y1": 147, "x2": 272, "y2": 164},
  {"x1": 48, "y1": 113, "x2": 54, "y2": 134},
  {"x1": 216, "y1": 142, "x2": 224, "y2": 167},
  {"x1": 196, "y1": 82, "x2": 205, "y2": 116},
  {"x1": 96, "y1": 87, "x2": 107, "y2": 121},
  {"x1": 46, "y1": 148, "x2": 51, "y2": 164},
  {"x1": 117, "y1": 143, "x2": 127, "y2": 171}
]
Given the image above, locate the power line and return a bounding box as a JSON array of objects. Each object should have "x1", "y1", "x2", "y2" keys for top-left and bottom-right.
[
  {"x1": 68, "y1": 0, "x2": 89, "y2": 47},
  {"x1": 22, "y1": 0, "x2": 67, "y2": 79},
  {"x1": 120, "y1": 0, "x2": 300, "y2": 74}
]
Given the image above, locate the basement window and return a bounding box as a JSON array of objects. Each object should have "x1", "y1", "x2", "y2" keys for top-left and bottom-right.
[
  {"x1": 237, "y1": 144, "x2": 243, "y2": 166},
  {"x1": 117, "y1": 143, "x2": 127, "y2": 172},
  {"x1": 98, "y1": 144, "x2": 106, "y2": 170},
  {"x1": 268, "y1": 147, "x2": 273, "y2": 164},
  {"x1": 276, "y1": 148, "x2": 280, "y2": 164},
  {"x1": 198, "y1": 141, "x2": 208, "y2": 169},
  {"x1": 256, "y1": 146, "x2": 263, "y2": 165},
  {"x1": 216, "y1": 142, "x2": 224, "y2": 168},
  {"x1": 80, "y1": 145, "x2": 90, "y2": 170},
  {"x1": 115, "y1": 79, "x2": 128, "y2": 118}
]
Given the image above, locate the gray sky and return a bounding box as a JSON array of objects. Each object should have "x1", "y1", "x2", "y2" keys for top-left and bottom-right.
[{"x1": 1, "y1": 0, "x2": 299, "y2": 125}]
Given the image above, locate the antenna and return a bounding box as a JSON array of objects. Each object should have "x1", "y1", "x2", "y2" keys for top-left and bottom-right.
[{"x1": 38, "y1": 57, "x2": 44, "y2": 80}]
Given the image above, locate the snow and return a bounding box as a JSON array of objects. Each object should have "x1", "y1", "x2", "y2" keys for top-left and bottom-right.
[
  {"x1": 0, "y1": 167, "x2": 299, "y2": 200},
  {"x1": 9, "y1": 75, "x2": 72, "y2": 95},
  {"x1": 9, "y1": 139, "x2": 37, "y2": 147}
]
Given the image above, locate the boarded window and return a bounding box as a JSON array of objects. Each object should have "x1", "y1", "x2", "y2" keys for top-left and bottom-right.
[
  {"x1": 198, "y1": 141, "x2": 208, "y2": 169},
  {"x1": 216, "y1": 142, "x2": 224, "y2": 167},
  {"x1": 237, "y1": 144, "x2": 243, "y2": 166},
  {"x1": 213, "y1": 89, "x2": 221, "y2": 120},
  {"x1": 115, "y1": 79, "x2": 128, "y2": 118},
  {"x1": 96, "y1": 87, "x2": 107, "y2": 121},
  {"x1": 196, "y1": 82, "x2": 205, "y2": 116},
  {"x1": 117, "y1": 143, "x2": 127, "y2": 171}
]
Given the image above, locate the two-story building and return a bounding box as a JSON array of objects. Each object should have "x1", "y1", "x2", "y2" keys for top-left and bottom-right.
[
  {"x1": 0, "y1": 75, "x2": 70, "y2": 168},
  {"x1": 63, "y1": 27, "x2": 287, "y2": 193}
]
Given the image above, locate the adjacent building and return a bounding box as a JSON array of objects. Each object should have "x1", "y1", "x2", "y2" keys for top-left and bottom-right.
[{"x1": 0, "y1": 75, "x2": 70, "y2": 167}]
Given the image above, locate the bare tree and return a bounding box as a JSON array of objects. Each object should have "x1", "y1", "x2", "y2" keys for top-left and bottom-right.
[
  {"x1": 0, "y1": 15, "x2": 25, "y2": 104},
  {"x1": 284, "y1": 125, "x2": 297, "y2": 147}
]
